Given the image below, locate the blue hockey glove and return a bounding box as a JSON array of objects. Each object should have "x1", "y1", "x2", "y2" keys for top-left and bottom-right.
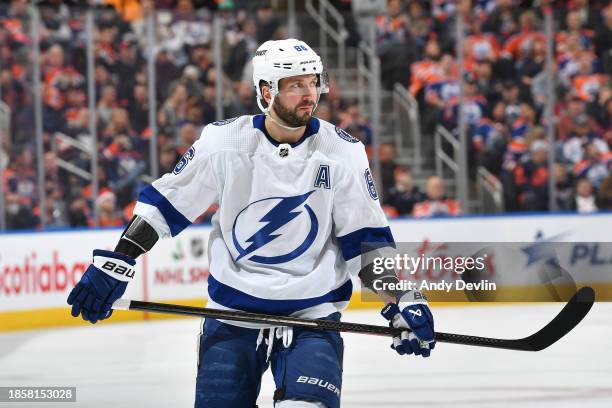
[
  {"x1": 67, "y1": 249, "x2": 136, "y2": 324},
  {"x1": 381, "y1": 290, "x2": 436, "y2": 357}
]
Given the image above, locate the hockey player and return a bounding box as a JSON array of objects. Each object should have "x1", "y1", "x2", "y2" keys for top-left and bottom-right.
[{"x1": 67, "y1": 39, "x2": 435, "y2": 408}]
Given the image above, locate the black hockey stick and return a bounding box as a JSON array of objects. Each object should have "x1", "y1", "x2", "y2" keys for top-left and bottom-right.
[{"x1": 112, "y1": 286, "x2": 594, "y2": 351}]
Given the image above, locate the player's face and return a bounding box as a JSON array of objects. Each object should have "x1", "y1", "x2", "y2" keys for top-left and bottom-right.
[{"x1": 273, "y1": 74, "x2": 318, "y2": 127}]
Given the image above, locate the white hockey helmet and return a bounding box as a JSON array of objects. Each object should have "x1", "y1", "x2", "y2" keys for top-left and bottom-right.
[{"x1": 252, "y1": 38, "x2": 329, "y2": 113}]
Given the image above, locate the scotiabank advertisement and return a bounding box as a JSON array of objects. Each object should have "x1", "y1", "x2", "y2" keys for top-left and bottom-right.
[
  {"x1": 0, "y1": 230, "x2": 119, "y2": 310},
  {"x1": 1, "y1": 213, "x2": 611, "y2": 317},
  {"x1": 0, "y1": 227, "x2": 212, "y2": 312}
]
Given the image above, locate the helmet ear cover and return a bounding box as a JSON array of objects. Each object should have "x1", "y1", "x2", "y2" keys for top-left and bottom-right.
[{"x1": 258, "y1": 80, "x2": 271, "y2": 109}]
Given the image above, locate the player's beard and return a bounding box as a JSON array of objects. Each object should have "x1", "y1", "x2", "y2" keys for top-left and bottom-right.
[{"x1": 272, "y1": 99, "x2": 315, "y2": 127}]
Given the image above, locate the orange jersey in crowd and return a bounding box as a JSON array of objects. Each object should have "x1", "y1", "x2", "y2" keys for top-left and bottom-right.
[
  {"x1": 412, "y1": 199, "x2": 461, "y2": 217},
  {"x1": 410, "y1": 60, "x2": 448, "y2": 96},
  {"x1": 375, "y1": 14, "x2": 408, "y2": 36},
  {"x1": 513, "y1": 164, "x2": 548, "y2": 187},
  {"x1": 572, "y1": 74, "x2": 607, "y2": 101},
  {"x1": 465, "y1": 33, "x2": 501, "y2": 62},
  {"x1": 43, "y1": 66, "x2": 83, "y2": 110},
  {"x1": 573, "y1": 152, "x2": 612, "y2": 177},
  {"x1": 98, "y1": 215, "x2": 124, "y2": 228},
  {"x1": 103, "y1": 0, "x2": 143, "y2": 22},
  {"x1": 503, "y1": 31, "x2": 546, "y2": 60},
  {"x1": 2, "y1": 18, "x2": 29, "y2": 44}
]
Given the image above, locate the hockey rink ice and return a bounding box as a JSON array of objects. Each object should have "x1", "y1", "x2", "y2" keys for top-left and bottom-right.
[{"x1": 1, "y1": 302, "x2": 611, "y2": 408}]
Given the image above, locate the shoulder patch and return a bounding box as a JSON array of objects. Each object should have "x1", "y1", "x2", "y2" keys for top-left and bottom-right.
[
  {"x1": 334, "y1": 126, "x2": 359, "y2": 143},
  {"x1": 173, "y1": 146, "x2": 195, "y2": 175},
  {"x1": 364, "y1": 168, "x2": 379, "y2": 200},
  {"x1": 212, "y1": 117, "x2": 238, "y2": 126}
]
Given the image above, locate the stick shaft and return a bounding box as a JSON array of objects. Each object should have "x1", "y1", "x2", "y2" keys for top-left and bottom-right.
[
  {"x1": 114, "y1": 295, "x2": 591, "y2": 351},
  {"x1": 126, "y1": 299, "x2": 394, "y2": 335},
  {"x1": 128, "y1": 299, "x2": 503, "y2": 347},
  {"x1": 125, "y1": 300, "x2": 506, "y2": 348}
]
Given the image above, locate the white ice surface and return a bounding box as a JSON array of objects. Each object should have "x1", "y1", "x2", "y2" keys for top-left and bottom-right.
[{"x1": 0, "y1": 303, "x2": 611, "y2": 408}]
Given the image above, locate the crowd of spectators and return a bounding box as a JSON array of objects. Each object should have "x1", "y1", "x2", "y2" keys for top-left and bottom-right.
[
  {"x1": 1, "y1": 0, "x2": 380, "y2": 230},
  {"x1": 1, "y1": 0, "x2": 293, "y2": 229},
  {"x1": 376, "y1": 0, "x2": 611, "y2": 216},
  {"x1": 1, "y1": 0, "x2": 611, "y2": 230}
]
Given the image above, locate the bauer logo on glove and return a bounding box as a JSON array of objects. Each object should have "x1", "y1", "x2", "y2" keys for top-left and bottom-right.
[{"x1": 67, "y1": 250, "x2": 136, "y2": 324}]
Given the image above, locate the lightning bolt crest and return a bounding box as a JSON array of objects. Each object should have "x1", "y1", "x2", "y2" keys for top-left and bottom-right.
[{"x1": 236, "y1": 191, "x2": 315, "y2": 261}]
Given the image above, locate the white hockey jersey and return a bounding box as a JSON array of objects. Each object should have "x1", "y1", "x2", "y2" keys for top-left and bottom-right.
[{"x1": 133, "y1": 114, "x2": 394, "y2": 320}]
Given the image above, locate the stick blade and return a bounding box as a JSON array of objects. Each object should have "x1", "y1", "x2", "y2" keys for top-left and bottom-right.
[{"x1": 520, "y1": 286, "x2": 595, "y2": 351}]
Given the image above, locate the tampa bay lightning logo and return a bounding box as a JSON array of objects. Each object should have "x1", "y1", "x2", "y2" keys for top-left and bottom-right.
[
  {"x1": 232, "y1": 191, "x2": 318, "y2": 264},
  {"x1": 335, "y1": 127, "x2": 359, "y2": 143},
  {"x1": 173, "y1": 146, "x2": 195, "y2": 175}
]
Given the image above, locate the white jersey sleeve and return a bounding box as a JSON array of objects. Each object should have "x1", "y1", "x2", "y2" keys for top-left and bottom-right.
[
  {"x1": 331, "y1": 140, "x2": 395, "y2": 274},
  {"x1": 132, "y1": 126, "x2": 220, "y2": 238}
]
